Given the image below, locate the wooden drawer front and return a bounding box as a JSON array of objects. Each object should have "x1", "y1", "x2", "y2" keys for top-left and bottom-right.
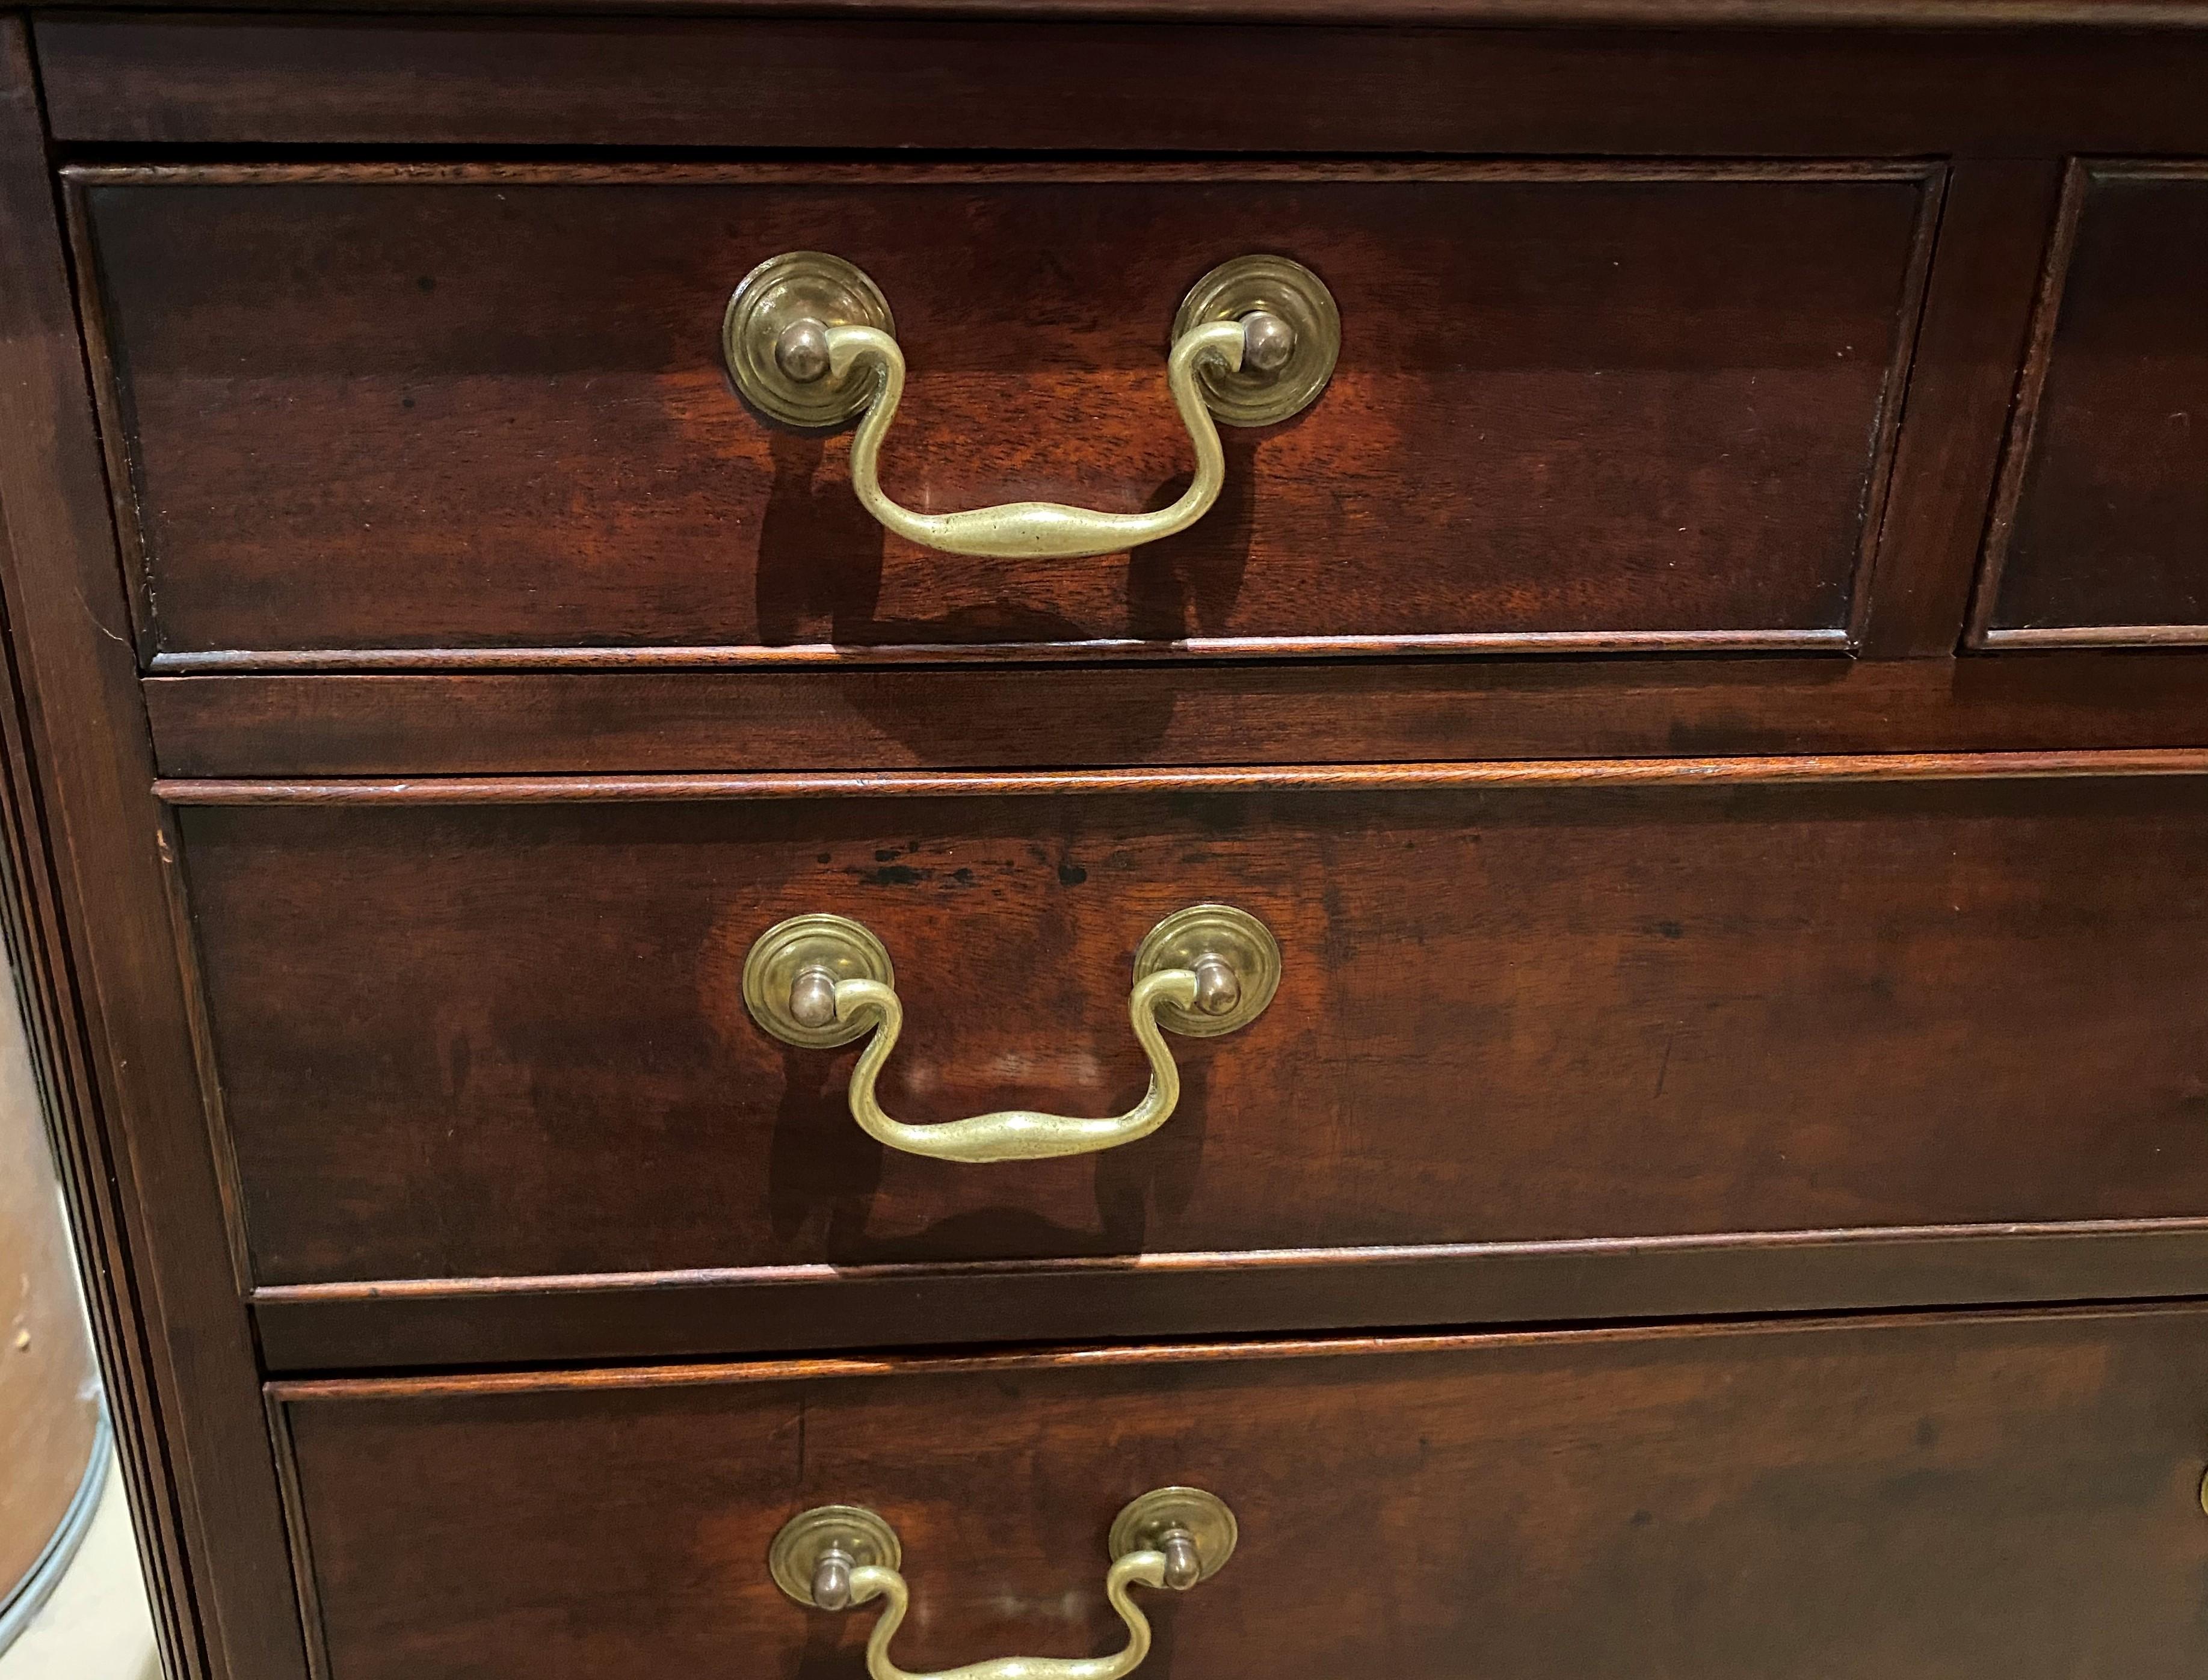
[
  {"x1": 178, "y1": 769, "x2": 2208, "y2": 1291},
  {"x1": 1976, "y1": 163, "x2": 2208, "y2": 648},
  {"x1": 274, "y1": 1309, "x2": 2208, "y2": 1680},
  {"x1": 77, "y1": 164, "x2": 1934, "y2": 668}
]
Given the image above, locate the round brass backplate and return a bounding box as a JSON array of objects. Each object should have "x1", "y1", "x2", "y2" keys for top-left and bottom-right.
[
  {"x1": 724, "y1": 251, "x2": 896, "y2": 429},
  {"x1": 769, "y1": 1505, "x2": 904, "y2": 1607},
  {"x1": 1108, "y1": 1488, "x2": 1237, "y2": 1581},
  {"x1": 742, "y1": 913, "x2": 896, "y2": 1048},
  {"x1": 1132, "y1": 904, "x2": 1281, "y2": 1038},
  {"x1": 1172, "y1": 254, "x2": 1340, "y2": 428}
]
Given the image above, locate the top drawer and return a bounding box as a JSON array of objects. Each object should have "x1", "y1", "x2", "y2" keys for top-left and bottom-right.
[
  {"x1": 70, "y1": 163, "x2": 1935, "y2": 668},
  {"x1": 1973, "y1": 162, "x2": 2208, "y2": 648}
]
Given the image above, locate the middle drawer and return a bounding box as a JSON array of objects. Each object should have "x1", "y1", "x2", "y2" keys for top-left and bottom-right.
[{"x1": 176, "y1": 766, "x2": 2208, "y2": 1305}]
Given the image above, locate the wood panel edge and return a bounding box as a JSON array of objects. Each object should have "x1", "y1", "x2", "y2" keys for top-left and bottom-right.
[
  {"x1": 1842, "y1": 160, "x2": 1947, "y2": 650},
  {"x1": 1964, "y1": 155, "x2": 2088, "y2": 647},
  {"x1": 0, "y1": 22, "x2": 308, "y2": 1679},
  {"x1": 149, "y1": 748, "x2": 2208, "y2": 806},
  {"x1": 251, "y1": 1222, "x2": 2208, "y2": 1376},
  {"x1": 261, "y1": 1392, "x2": 332, "y2": 1680}
]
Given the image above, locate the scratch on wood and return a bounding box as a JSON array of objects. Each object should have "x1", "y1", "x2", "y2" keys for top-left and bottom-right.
[
  {"x1": 75, "y1": 582, "x2": 129, "y2": 647},
  {"x1": 1653, "y1": 1026, "x2": 1678, "y2": 1099}
]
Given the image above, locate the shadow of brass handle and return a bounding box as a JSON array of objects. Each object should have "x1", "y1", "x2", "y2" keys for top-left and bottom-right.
[
  {"x1": 770, "y1": 1489, "x2": 1236, "y2": 1680},
  {"x1": 724, "y1": 251, "x2": 1339, "y2": 560},
  {"x1": 742, "y1": 905, "x2": 1280, "y2": 1164}
]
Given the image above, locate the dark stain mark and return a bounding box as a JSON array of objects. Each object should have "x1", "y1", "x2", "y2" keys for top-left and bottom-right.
[
  {"x1": 1657, "y1": 920, "x2": 1685, "y2": 940},
  {"x1": 874, "y1": 848, "x2": 901, "y2": 863},
  {"x1": 857, "y1": 864, "x2": 927, "y2": 887},
  {"x1": 816, "y1": 852, "x2": 832, "y2": 865},
  {"x1": 400, "y1": 393, "x2": 416, "y2": 410},
  {"x1": 1058, "y1": 863, "x2": 1088, "y2": 887},
  {"x1": 1916, "y1": 1417, "x2": 1940, "y2": 1449},
  {"x1": 1630, "y1": 1510, "x2": 1654, "y2": 1528},
  {"x1": 416, "y1": 274, "x2": 437, "y2": 292},
  {"x1": 950, "y1": 867, "x2": 975, "y2": 886}
]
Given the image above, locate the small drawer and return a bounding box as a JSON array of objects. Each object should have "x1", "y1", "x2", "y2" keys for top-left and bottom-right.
[
  {"x1": 73, "y1": 161, "x2": 1937, "y2": 668},
  {"x1": 1975, "y1": 162, "x2": 2208, "y2": 648},
  {"x1": 271, "y1": 1308, "x2": 2208, "y2": 1680},
  {"x1": 174, "y1": 766, "x2": 2208, "y2": 1311}
]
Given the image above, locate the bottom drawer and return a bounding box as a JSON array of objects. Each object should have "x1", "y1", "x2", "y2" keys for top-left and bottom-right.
[{"x1": 272, "y1": 1307, "x2": 2208, "y2": 1678}]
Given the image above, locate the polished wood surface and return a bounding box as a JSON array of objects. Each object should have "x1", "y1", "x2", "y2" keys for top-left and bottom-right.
[
  {"x1": 1975, "y1": 162, "x2": 2208, "y2": 645},
  {"x1": 35, "y1": 0, "x2": 2208, "y2": 23},
  {"x1": 75, "y1": 163, "x2": 1928, "y2": 662},
  {"x1": 174, "y1": 771, "x2": 2208, "y2": 1287},
  {"x1": 144, "y1": 657, "x2": 2208, "y2": 777},
  {"x1": 274, "y1": 1307, "x2": 2208, "y2": 1680},
  {"x1": 144, "y1": 748, "x2": 2208, "y2": 800},
  {"x1": 11, "y1": 10, "x2": 2208, "y2": 1679},
  {"x1": 1855, "y1": 158, "x2": 2061, "y2": 655},
  {"x1": 248, "y1": 1219, "x2": 2208, "y2": 1373},
  {"x1": 42, "y1": 20, "x2": 2208, "y2": 158},
  {"x1": 0, "y1": 20, "x2": 305, "y2": 1680}
]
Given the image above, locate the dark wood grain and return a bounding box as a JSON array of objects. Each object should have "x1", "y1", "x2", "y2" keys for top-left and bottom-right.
[
  {"x1": 1853, "y1": 159, "x2": 2063, "y2": 656},
  {"x1": 142, "y1": 749, "x2": 2208, "y2": 803},
  {"x1": 72, "y1": 162, "x2": 1929, "y2": 663},
  {"x1": 142, "y1": 653, "x2": 2208, "y2": 777},
  {"x1": 1974, "y1": 162, "x2": 2208, "y2": 646},
  {"x1": 272, "y1": 1307, "x2": 2208, "y2": 1680},
  {"x1": 249, "y1": 1219, "x2": 2208, "y2": 1372},
  {"x1": 0, "y1": 20, "x2": 305, "y2": 1680},
  {"x1": 16, "y1": 7, "x2": 2208, "y2": 1678},
  {"x1": 172, "y1": 771, "x2": 2208, "y2": 1288},
  {"x1": 43, "y1": 19, "x2": 2208, "y2": 157},
  {"x1": 36, "y1": 0, "x2": 2208, "y2": 23},
  {"x1": 0, "y1": 426, "x2": 192, "y2": 1680}
]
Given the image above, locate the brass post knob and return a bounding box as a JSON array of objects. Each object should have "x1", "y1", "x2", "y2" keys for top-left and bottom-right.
[{"x1": 770, "y1": 1488, "x2": 1236, "y2": 1680}]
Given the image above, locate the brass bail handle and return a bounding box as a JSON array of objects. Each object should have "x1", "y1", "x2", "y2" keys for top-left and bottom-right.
[
  {"x1": 742, "y1": 905, "x2": 1281, "y2": 1165},
  {"x1": 724, "y1": 251, "x2": 1340, "y2": 559},
  {"x1": 769, "y1": 1489, "x2": 1238, "y2": 1680}
]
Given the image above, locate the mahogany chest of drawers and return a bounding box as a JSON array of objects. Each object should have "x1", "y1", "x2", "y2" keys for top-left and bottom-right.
[{"x1": 8, "y1": 4, "x2": 2208, "y2": 1676}]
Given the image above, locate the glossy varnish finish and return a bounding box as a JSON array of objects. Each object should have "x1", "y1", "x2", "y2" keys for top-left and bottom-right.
[
  {"x1": 273, "y1": 1307, "x2": 2208, "y2": 1680},
  {"x1": 174, "y1": 772, "x2": 2208, "y2": 1286},
  {"x1": 1974, "y1": 161, "x2": 2208, "y2": 645},
  {"x1": 43, "y1": 19, "x2": 2208, "y2": 158},
  {"x1": 0, "y1": 18, "x2": 304, "y2": 1680},
  {"x1": 10, "y1": 8, "x2": 2208, "y2": 1680},
  {"x1": 143, "y1": 652, "x2": 2208, "y2": 777},
  {"x1": 75, "y1": 163, "x2": 1931, "y2": 662}
]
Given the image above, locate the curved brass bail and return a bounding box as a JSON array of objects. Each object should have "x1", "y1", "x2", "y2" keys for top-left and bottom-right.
[
  {"x1": 723, "y1": 251, "x2": 1340, "y2": 560},
  {"x1": 831, "y1": 968, "x2": 1195, "y2": 1162},
  {"x1": 742, "y1": 906, "x2": 1281, "y2": 1165},
  {"x1": 826, "y1": 320, "x2": 1244, "y2": 561},
  {"x1": 771, "y1": 1489, "x2": 1236, "y2": 1680}
]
